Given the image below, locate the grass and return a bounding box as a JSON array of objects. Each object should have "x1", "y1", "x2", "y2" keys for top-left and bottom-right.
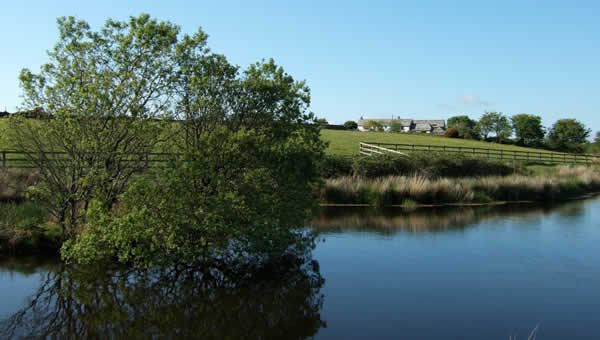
[
  {"x1": 322, "y1": 165, "x2": 600, "y2": 206},
  {"x1": 321, "y1": 129, "x2": 565, "y2": 156},
  {"x1": 0, "y1": 201, "x2": 61, "y2": 255}
]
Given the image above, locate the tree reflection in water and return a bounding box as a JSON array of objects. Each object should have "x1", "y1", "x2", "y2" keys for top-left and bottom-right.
[{"x1": 0, "y1": 256, "x2": 325, "y2": 339}]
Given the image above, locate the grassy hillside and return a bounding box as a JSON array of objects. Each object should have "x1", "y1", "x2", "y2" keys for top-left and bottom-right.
[
  {"x1": 0, "y1": 119, "x2": 579, "y2": 159},
  {"x1": 321, "y1": 130, "x2": 561, "y2": 156}
]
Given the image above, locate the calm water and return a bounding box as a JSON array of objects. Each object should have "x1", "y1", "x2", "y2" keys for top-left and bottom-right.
[{"x1": 1, "y1": 198, "x2": 599, "y2": 339}]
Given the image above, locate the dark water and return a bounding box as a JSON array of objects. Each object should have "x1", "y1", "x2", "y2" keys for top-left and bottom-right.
[{"x1": 1, "y1": 198, "x2": 599, "y2": 339}]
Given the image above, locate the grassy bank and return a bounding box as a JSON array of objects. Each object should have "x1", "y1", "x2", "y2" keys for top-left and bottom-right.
[
  {"x1": 322, "y1": 166, "x2": 600, "y2": 206},
  {"x1": 321, "y1": 129, "x2": 566, "y2": 156},
  {"x1": 0, "y1": 202, "x2": 61, "y2": 255}
]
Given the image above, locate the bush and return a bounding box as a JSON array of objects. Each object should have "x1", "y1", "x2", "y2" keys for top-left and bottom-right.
[
  {"x1": 318, "y1": 155, "x2": 354, "y2": 178},
  {"x1": 343, "y1": 121, "x2": 358, "y2": 130},
  {"x1": 352, "y1": 155, "x2": 419, "y2": 178},
  {"x1": 409, "y1": 152, "x2": 518, "y2": 178},
  {"x1": 444, "y1": 127, "x2": 460, "y2": 138},
  {"x1": 350, "y1": 153, "x2": 520, "y2": 179}
]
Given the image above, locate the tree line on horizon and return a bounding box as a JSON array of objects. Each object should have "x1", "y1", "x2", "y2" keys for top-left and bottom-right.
[
  {"x1": 445, "y1": 112, "x2": 596, "y2": 153},
  {"x1": 336, "y1": 113, "x2": 597, "y2": 153}
]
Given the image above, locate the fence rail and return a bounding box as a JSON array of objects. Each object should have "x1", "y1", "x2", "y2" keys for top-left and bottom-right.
[
  {"x1": 0, "y1": 151, "x2": 177, "y2": 169},
  {"x1": 359, "y1": 142, "x2": 600, "y2": 164}
]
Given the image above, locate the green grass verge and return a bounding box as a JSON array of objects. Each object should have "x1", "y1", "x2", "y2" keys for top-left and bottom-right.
[
  {"x1": 321, "y1": 129, "x2": 564, "y2": 156},
  {"x1": 0, "y1": 202, "x2": 61, "y2": 255}
]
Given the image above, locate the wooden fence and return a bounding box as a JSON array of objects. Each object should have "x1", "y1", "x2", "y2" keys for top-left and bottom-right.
[
  {"x1": 0, "y1": 151, "x2": 175, "y2": 169},
  {"x1": 359, "y1": 142, "x2": 600, "y2": 164}
]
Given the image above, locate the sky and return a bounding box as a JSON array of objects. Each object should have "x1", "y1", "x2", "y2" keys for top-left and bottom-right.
[{"x1": 1, "y1": 0, "x2": 599, "y2": 133}]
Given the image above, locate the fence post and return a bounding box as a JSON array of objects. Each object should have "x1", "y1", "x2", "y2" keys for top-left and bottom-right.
[
  {"x1": 412, "y1": 144, "x2": 415, "y2": 152},
  {"x1": 1, "y1": 151, "x2": 5, "y2": 168}
]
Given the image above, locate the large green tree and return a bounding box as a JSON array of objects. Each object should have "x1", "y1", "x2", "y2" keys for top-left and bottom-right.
[
  {"x1": 59, "y1": 17, "x2": 325, "y2": 267},
  {"x1": 511, "y1": 114, "x2": 545, "y2": 146},
  {"x1": 547, "y1": 119, "x2": 591, "y2": 150}
]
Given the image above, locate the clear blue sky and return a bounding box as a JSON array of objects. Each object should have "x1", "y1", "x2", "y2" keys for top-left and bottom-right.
[{"x1": 1, "y1": 0, "x2": 599, "y2": 133}]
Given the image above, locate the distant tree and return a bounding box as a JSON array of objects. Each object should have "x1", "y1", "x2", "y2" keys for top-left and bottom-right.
[
  {"x1": 476, "y1": 112, "x2": 512, "y2": 142},
  {"x1": 364, "y1": 120, "x2": 384, "y2": 132},
  {"x1": 389, "y1": 120, "x2": 403, "y2": 133},
  {"x1": 595, "y1": 131, "x2": 600, "y2": 144},
  {"x1": 511, "y1": 114, "x2": 545, "y2": 146},
  {"x1": 444, "y1": 127, "x2": 460, "y2": 138},
  {"x1": 447, "y1": 115, "x2": 476, "y2": 137},
  {"x1": 547, "y1": 119, "x2": 591, "y2": 150},
  {"x1": 343, "y1": 120, "x2": 358, "y2": 130},
  {"x1": 476, "y1": 114, "x2": 494, "y2": 140}
]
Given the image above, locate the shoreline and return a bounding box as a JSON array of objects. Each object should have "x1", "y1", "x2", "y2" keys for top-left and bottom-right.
[{"x1": 319, "y1": 191, "x2": 600, "y2": 208}]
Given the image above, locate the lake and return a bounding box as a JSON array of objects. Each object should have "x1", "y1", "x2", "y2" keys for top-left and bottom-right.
[{"x1": 1, "y1": 198, "x2": 599, "y2": 339}]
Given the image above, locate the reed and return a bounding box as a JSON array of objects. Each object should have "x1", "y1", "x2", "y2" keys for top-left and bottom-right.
[
  {"x1": 0, "y1": 170, "x2": 40, "y2": 201},
  {"x1": 322, "y1": 166, "x2": 600, "y2": 206}
]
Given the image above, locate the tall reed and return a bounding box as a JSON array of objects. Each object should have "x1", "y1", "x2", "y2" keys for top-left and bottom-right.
[{"x1": 323, "y1": 166, "x2": 600, "y2": 206}]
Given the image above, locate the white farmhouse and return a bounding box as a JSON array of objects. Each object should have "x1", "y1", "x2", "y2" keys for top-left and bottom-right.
[{"x1": 357, "y1": 117, "x2": 446, "y2": 134}]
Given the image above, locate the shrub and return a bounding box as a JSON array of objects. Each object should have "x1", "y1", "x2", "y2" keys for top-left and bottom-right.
[
  {"x1": 409, "y1": 152, "x2": 518, "y2": 178},
  {"x1": 352, "y1": 155, "x2": 419, "y2": 178},
  {"x1": 444, "y1": 127, "x2": 460, "y2": 138},
  {"x1": 343, "y1": 121, "x2": 358, "y2": 130},
  {"x1": 318, "y1": 155, "x2": 354, "y2": 178},
  {"x1": 350, "y1": 153, "x2": 519, "y2": 179}
]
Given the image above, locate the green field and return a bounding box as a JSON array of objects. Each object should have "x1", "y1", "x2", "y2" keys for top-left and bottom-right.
[
  {"x1": 0, "y1": 119, "x2": 581, "y2": 159},
  {"x1": 321, "y1": 130, "x2": 562, "y2": 156}
]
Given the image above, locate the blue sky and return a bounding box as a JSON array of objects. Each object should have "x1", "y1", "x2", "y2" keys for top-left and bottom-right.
[{"x1": 1, "y1": 0, "x2": 599, "y2": 133}]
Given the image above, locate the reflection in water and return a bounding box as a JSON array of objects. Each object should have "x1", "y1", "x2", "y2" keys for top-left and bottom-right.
[
  {"x1": 312, "y1": 201, "x2": 587, "y2": 234},
  {"x1": 0, "y1": 256, "x2": 325, "y2": 339}
]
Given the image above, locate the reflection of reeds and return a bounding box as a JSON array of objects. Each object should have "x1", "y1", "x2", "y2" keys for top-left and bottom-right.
[
  {"x1": 322, "y1": 166, "x2": 600, "y2": 206},
  {"x1": 311, "y1": 200, "x2": 585, "y2": 234}
]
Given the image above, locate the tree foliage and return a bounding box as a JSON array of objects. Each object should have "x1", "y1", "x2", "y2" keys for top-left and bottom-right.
[
  {"x1": 444, "y1": 127, "x2": 460, "y2": 138},
  {"x1": 9, "y1": 15, "x2": 174, "y2": 238},
  {"x1": 476, "y1": 112, "x2": 512, "y2": 142},
  {"x1": 447, "y1": 115, "x2": 477, "y2": 138},
  {"x1": 547, "y1": 119, "x2": 591, "y2": 150},
  {"x1": 343, "y1": 120, "x2": 358, "y2": 130},
  {"x1": 12, "y1": 14, "x2": 325, "y2": 267},
  {"x1": 389, "y1": 120, "x2": 403, "y2": 133},
  {"x1": 511, "y1": 114, "x2": 545, "y2": 146},
  {"x1": 52, "y1": 16, "x2": 325, "y2": 267},
  {"x1": 364, "y1": 120, "x2": 384, "y2": 132}
]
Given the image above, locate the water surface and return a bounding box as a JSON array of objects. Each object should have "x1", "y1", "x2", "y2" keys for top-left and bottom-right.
[{"x1": 1, "y1": 199, "x2": 599, "y2": 339}]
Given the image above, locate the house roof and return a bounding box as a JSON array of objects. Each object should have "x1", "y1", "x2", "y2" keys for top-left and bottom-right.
[
  {"x1": 358, "y1": 118, "x2": 394, "y2": 126},
  {"x1": 358, "y1": 118, "x2": 446, "y2": 129},
  {"x1": 413, "y1": 123, "x2": 432, "y2": 131},
  {"x1": 414, "y1": 119, "x2": 445, "y2": 127}
]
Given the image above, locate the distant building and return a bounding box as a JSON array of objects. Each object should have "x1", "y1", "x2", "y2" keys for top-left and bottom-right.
[{"x1": 357, "y1": 117, "x2": 446, "y2": 134}]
